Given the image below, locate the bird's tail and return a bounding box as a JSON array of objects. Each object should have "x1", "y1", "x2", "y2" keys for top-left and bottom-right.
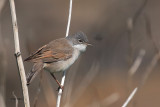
[{"x1": 27, "y1": 62, "x2": 43, "y2": 85}]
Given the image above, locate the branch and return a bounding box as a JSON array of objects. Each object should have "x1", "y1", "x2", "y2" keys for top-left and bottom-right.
[
  {"x1": 9, "y1": 0, "x2": 30, "y2": 107},
  {"x1": 56, "y1": 0, "x2": 73, "y2": 107},
  {"x1": 139, "y1": 13, "x2": 160, "y2": 87},
  {"x1": 12, "y1": 92, "x2": 18, "y2": 107},
  {"x1": 128, "y1": 49, "x2": 145, "y2": 76},
  {"x1": 127, "y1": 49, "x2": 145, "y2": 105},
  {"x1": 126, "y1": 0, "x2": 148, "y2": 65},
  {"x1": 141, "y1": 54, "x2": 160, "y2": 86},
  {"x1": 122, "y1": 87, "x2": 138, "y2": 107},
  {"x1": 65, "y1": 0, "x2": 72, "y2": 37}
]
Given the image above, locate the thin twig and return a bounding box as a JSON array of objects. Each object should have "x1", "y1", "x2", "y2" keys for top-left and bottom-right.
[
  {"x1": 140, "y1": 13, "x2": 160, "y2": 86},
  {"x1": 141, "y1": 54, "x2": 160, "y2": 86},
  {"x1": 9, "y1": 0, "x2": 30, "y2": 107},
  {"x1": 127, "y1": 49, "x2": 145, "y2": 106},
  {"x1": 65, "y1": 0, "x2": 72, "y2": 37},
  {"x1": 126, "y1": 0, "x2": 148, "y2": 65},
  {"x1": 56, "y1": 0, "x2": 73, "y2": 107},
  {"x1": 144, "y1": 14, "x2": 159, "y2": 52},
  {"x1": 122, "y1": 87, "x2": 138, "y2": 107},
  {"x1": 12, "y1": 92, "x2": 18, "y2": 107},
  {"x1": 128, "y1": 49, "x2": 145, "y2": 76},
  {"x1": 57, "y1": 71, "x2": 66, "y2": 107},
  {"x1": 125, "y1": 1, "x2": 148, "y2": 106}
]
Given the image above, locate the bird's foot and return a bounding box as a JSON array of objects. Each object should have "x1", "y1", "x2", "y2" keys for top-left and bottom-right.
[{"x1": 56, "y1": 85, "x2": 64, "y2": 91}]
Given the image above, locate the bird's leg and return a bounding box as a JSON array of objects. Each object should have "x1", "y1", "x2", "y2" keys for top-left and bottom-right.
[{"x1": 50, "y1": 73, "x2": 64, "y2": 90}]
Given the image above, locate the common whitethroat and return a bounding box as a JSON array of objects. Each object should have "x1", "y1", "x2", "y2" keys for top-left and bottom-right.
[{"x1": 24, "y1": 32, "x2": 91, "y2": 89}]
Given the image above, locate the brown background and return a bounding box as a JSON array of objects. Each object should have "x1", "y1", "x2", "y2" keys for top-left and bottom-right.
[{"x1": 0, "y1": 0, "x2": 160, "y2": 107}]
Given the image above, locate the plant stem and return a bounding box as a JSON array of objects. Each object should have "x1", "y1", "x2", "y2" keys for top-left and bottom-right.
[
  {"x1": 9, "y1": 0, "x2": 30, "y2": 107},
  {"x1": 56, "y1": 0, "x2": 73, "y2": 107}
]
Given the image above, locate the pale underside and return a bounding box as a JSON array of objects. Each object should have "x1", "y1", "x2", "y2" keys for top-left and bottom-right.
[
  {"x1": 43, "y1": 48, "x2": 80, "y2": 73},
  {"x1": 43, "y1": 44, "x2": 87, "y2": 73}
]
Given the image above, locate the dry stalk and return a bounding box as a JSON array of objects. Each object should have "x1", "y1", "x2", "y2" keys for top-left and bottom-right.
[
  {"x1": 127, "y1": 49, "x2": 145, "y2": 90},
  {"x1": 126, "y1": 0, "x2": 148, "y2": 90},
  {"x1": 125, "y1": 0, "x2": 149, "y2": 106},
  {"x1": 128, "y1": 49, "x2": 145, "y2": 76},
  {"x1": 122, "y1": 87, "x2": 138, "y2": 107},
  {"x1": 12, "y1": 92, "x2": 18, "y2": 107},
  {"x1": 139, "y1": 14, "x2": 160, "y2": 86},
  {"x1": 56, "y1": 0, "x2": 73, "y2": 107},
  {"x1": 9, "y1": 0, "x2": 30, "y2": 107},
  {"x1": 141, "y1": 54, "x2": 160, "y2": 86}
]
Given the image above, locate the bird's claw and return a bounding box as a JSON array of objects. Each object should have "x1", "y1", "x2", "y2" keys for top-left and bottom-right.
[{"x1": 56, "y1": 85, "x2": 64, "y2": 91}]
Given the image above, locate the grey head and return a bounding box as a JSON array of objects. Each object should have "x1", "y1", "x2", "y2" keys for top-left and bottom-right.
[{"x1": 66, "y1": 32, "x2": 89, "y2": 52}]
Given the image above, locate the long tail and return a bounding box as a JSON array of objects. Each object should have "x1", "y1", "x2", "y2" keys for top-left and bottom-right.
[{"x1": 27, "y1": 62, "x2": 43, "y2": 85}]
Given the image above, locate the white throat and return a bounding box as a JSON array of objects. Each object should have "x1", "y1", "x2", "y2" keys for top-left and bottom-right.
[{"x1": 73, "y1": 44, "x2": 87, "y2": 52}]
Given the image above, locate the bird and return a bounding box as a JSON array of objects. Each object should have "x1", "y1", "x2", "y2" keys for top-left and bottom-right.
[{"x1": 24, "y1": 32, "x2": 90, "y2": 89}]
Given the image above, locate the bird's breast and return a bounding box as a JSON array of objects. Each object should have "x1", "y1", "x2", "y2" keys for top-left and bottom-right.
[{"x1": 43, "y1": 49, "x2": 80, "y2": 73}]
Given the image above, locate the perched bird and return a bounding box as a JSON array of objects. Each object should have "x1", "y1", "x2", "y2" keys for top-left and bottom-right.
[{"x1": 24, "y1": 32, "x2": 90, "y2": 89}]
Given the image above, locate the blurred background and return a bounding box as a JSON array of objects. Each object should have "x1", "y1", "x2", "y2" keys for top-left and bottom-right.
[{"x1": 0, "y1": 0, "x2": 160, "y2": 107}]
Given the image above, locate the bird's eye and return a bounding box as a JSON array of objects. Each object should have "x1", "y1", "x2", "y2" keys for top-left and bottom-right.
[{"x1": 78, "y1": 39, "x2": 83, "y2": 43}]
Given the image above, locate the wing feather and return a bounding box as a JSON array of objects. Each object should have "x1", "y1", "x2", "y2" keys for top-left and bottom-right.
[{"x1": 24, "y1": 38, "x2": 73, "y2": 63}]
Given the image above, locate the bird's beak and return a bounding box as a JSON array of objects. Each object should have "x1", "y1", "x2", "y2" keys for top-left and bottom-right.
[{"x1": 85, "y1": 42, "x2": 92, "y2": 46}]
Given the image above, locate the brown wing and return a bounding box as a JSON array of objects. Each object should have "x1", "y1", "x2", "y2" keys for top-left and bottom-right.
[
  {"x1": 24, "y1": 44, "x2": 47, "y2": 61},
  {"x1": 24, "y1": 38, "x2": 73, "y2": 63}
]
